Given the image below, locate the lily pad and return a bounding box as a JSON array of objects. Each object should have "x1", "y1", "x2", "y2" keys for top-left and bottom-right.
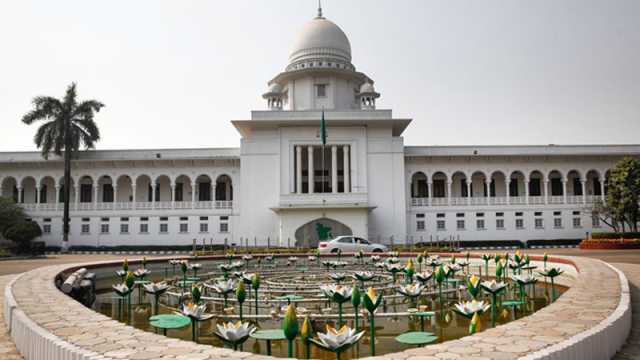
[
  {"x1": 149, "y1": 314, "x2": 191, "y2": 329},
  {"x1": 251, "y1": 329, "x2": 287, "y2": 340},
  {"x1": 395, "y1": 331, "x2": 438, "y2": 345}
]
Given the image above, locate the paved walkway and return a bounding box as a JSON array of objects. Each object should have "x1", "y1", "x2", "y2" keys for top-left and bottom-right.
[
  {"x1": 612, "y1": 263, "x2": 640, "y2": 360},
  {"x1": 0, "y1": 275, "x2": 23, "y2": 359}
]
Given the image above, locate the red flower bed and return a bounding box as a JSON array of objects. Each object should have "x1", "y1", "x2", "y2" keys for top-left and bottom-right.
[{"x1": 579, "y1": 239, "x2": 640, "y2": 249}]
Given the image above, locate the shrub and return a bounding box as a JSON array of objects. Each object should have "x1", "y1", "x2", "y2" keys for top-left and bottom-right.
[
  {"x1": 3, "y1": 221, "x2": 42, "y2": 254},
  {"x1": 591, "y1": 232, "x2": 640, "y2": 240}
]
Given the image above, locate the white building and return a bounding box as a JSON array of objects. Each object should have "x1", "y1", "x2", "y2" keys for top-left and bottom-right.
[{"x1": 1, "y1": 9, "x2": 639, "y2": 249}]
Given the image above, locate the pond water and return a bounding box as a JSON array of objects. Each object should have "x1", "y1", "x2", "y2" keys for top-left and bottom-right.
[{"x1": 90, "y1": 257, "x2": 567, "y2": 359}]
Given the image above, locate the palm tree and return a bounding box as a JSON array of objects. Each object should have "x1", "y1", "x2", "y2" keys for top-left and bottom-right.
[{"x1": 22, "y1": 83, "x2": 104, "y2": 251}]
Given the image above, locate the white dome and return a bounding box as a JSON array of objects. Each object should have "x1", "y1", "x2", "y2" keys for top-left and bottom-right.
[
  {"x1": 288, "y1": 17, "x2": 352, "y2": 67},
  {"x1": 360, "y1": 82, "x2": 375, "y2": 93},
  {"x1": 268, "y1": 83, "x2": 283, "y2": 93}
]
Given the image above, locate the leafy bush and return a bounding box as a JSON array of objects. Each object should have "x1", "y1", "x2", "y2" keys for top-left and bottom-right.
[
  {"x1": 580, "y1": 239, "x2": 640, "y2": 249},
  {"x1": 0, "y1": 197, "x2": 25, "y2": 234},
  {"x1": 3, "y1": 221, "x2": 42, "y2": 254},
  {"x1": 591, "y1": 232, "x2": 640, "y2": 240}
]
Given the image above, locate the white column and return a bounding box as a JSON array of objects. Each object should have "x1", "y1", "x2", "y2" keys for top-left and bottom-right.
[
  {"x1": 428, "y1": 182, "x2": 433, "y2": 206},
  {"x1": 132, "y1": 185, "x2": 137, "y2": 209},
  {"x1": 308, "y1": 146, "x2": 314, "y2": 194},
  {"x1": 466, "y1": 181, "x2": 472, "y2": 205},
  {"x1": 74, "y1": 185, "x2": 80, "y2": 208},
  {"x1": 485, "y1": 180, "x2": 491, "y2": 205},
  {"x1": 506, "y1": 179, "x2": 511, "y2": 205},
  {"x1": 211, "y1": 184, "x2": 216, "y2": 206},
  {"x1": 331, "y1": 145, "x2": 338, "y2": 194},
  {"x1": 525, "y1": 180, "x2": 530, "y2": 205},
  {"x1": 191, "y1": 182, "x2": 197, "y2": 204},
  {"x1": 562, "y1": 180, "x2": 568, "y2": 204},
  {"x1": 113, "y1": 185, "x2": 118, "y2": 208},
  {"x1": 343, "y1": 145, "x2": 350, "y2": 193},
  {"x1": 296, "y1": 146, "x2": 302, "y2": 194},
  {"x1": 581, "y1": 180, "x2": 587, "y2": 204},
  {"x1": 543, "y1": 180, "x2": 549, "y2": 205},
  {"x1": 55, "y1": 185, "x2": 60, "y2": 208},
  {"x1": 447, "y1": 181, "x2": 452, "y2": 205},
  {"x1": 170, "y1": 184, "x2": 175, "y2": 209},
  {"x1": 94, "y1": 184, "x2": 99, "y2": 208},
  {"x1": 35, "y1": 186, "x2": 40, "y2": 209},
  {"x1": 151, "y1": 183, "x2": 157, "y2": 209},
  {"x1": 600, "y1": 179, "x2": 605, "y2": 202}
]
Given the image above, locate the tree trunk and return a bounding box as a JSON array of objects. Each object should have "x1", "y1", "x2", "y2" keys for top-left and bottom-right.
[{"x1": 61, "y1": 117, "x2": 71, "y2": 252}]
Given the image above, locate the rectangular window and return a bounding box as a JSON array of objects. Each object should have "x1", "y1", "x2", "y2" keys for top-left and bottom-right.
[
  {"x1": 199, "y1": 182, "x2": 212, "y2": 201},
  {"x1": 433, "y1": 180, "x2": 446, "y2": 197},
  {"x1": 200, "y1": 216, "x2": 209, "y2": 221},
  {"x1": 515, "y1": 212, "x2": 523, "y2": 217},
  {"x1": 535, "y1": 218, "x2": 544, "y2": 229},
  {"x1": 120, "y1": 217, "x2": 129, "y2": 222},
  {"x1": 220, "y1": 223, "x2": 229, "y2": 233},
  {"x1": 572, "y1": 211, "x2": 580, "y2": 216},
  {"x1": 456, "y1": 213, "x2": 465, "y2": 218},
  {"x1": 120, "y1": 224, "x2": 129, "y2": 234},
  {"x1": 509, "y1": 179, "x2": 519, "y2": 197},
  {"x1": 140, "y1": 223, "x2": 149, "y2": 233},
  {"x1": 551, "y1": 178, "x2": 563, "y2": 196},
  {"x1": 81, "y1": 224, "x2": 90, "y2": 234},
  {"x1": 554, "y1": 218, "x2": 562, "y2": 228},
  {"x1": 82, "y1": 218, "x2": 90, "y2": 222},
  {"x1": 476, "y1": 212, "x2": 484, "y2": 217},
  {"x1": 573, "y1": 177, "x2": 583, "y2": 196},
  {"x1": 80, "y1": 184, "x2": 92, "y2": 203},
  {"x1": 160, "y1": 223, "x2": 168, "y2": 233},
  {"x1": 102, "y1": 184, "x2": 114, "y2": 202},
  {"x1": 101, "y1": 217, "x2": 109, "y2": 222},
  {"x1": 220, "y1": 216, "x2": 229, "y2": 221},
  {"x1": 200, "y1": 223, "x2": 209, "y2": 233},
  {"x1": 436, "y1": 213, "x2": 445, "y2": 218},
  {"x1": 573, "y1": 217, "x2": 581, "y2": 228},
  {"x1": 535, "y1": 212, "x2": 543, "y2": 217},
  {"x1": 140, "y1": 217, "x2": 149, "y2": 222},
  {"x1": 100, "y1": 224, "x2": 109, "y2": 234},
  {"x1": 43, "y1": 218, "x2": 51, "y2": 222},
  {"x1": 43, "y1": 224, "x2": 51, "y2": 234},
  {"x1": 316, "y1": 84, "x2": 327, "y2": 97},
  {"x1": 179, "y1": 216, "x2": 188, "y2": 221},
  {"x1": 529, "y1": 178, "x2": 541, "y2": 196},
  {"x1": 516, "y1": 219, "x2": 524, "y2": 229},
  {"x1": 175, "y1": 183, "x2": 184, "y2": 202},
  {"x1": 496, "y1": 219, "x2": 505, "y2": 229},
  {"x1": 416, "y1": 220, "x2": 425, "y2": 231},
  {"x1": 496, "y1": 212, "x2": 504, "y2": 217},
  {"x1": 553, "y1": 211, "x2": 561, "y2": 216},
  {"x1": 456, "y1": 220, "x2": 465, "y2": 230},
  {"x1": 179, "y1": 223, "x2": 188, "y2": 233},
  {"x1": 160, "y1": 217, "x2": 169, "y2": 221},
  {"x1": 476, "y1": 219, "x2": 485, "y2": 230},
  {"x1": 416, "y1": 213, "x2": 425, "y2": 218},
  {"x1": 592, "y1": 216, "x2": 600, "y2": 228},
  {"x1": 436, "y1": 220, "x2": 445, "y2": 230}
]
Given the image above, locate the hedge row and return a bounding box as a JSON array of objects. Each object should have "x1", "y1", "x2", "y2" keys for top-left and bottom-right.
[
  {"x1": 580, "y1": 239, "x2": 640, "y2": 249},
  {"x1": 591, "y1": 232, "x2": 640, "y2": 240}
]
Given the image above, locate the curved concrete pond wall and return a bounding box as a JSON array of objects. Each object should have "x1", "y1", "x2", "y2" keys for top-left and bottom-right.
[{"x1": 3, "y1": 255, "x2": 632, "y2": 360}]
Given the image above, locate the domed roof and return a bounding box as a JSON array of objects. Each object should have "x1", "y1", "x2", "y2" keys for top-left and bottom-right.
[
  {"x1": 360, "y1": 82, "x2": 376, "y2": 93},
  {"x1": 288, "y1": 16, "x2": 352, "y2": 67},
  {"x1": 268, "y1": 83, "x2": 283, "y2": 93}
]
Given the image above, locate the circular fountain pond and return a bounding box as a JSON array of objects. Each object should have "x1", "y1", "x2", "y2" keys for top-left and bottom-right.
[{"x1": 88, "y1": 253, "x2": 567, "y2": 359}]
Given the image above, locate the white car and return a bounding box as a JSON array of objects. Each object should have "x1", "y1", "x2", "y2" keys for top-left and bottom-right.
[{"x1": 318, "y1": 236, "x2": 387, "y2": 254}]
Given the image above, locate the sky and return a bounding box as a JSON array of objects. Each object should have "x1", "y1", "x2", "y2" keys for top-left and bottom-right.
[{"x1": 1, "y1": 0, "x2": 639, "y2": 151}]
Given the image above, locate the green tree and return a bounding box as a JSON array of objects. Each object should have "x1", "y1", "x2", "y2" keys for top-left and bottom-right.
[
  {"x1": 22, "y1": 83, "x2": 104, "y2": 251},
  {"x1": 0, "y1": 197, "x2": 26, "y2": 234},
  {"x1": 3, "y1": 221, "x2": 42, "y2": 254},
  {"x1": 592, "y1": 157, "x2": 640, "y2": 233}
]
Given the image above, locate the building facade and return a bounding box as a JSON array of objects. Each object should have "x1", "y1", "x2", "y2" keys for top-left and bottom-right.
[{"x1": 1, "y1": 10, "x2": 639, "y2": 248}]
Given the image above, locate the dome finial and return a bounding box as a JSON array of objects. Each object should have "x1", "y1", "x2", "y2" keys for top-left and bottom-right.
[{"x1": 317, "y1": 0, "x2": 323, "y2": 18}]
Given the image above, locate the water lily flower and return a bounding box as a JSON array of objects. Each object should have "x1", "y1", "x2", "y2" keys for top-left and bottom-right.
[
  {"x1": 233, "y1": 271, "x2": 246, "y2": 279},
  {"x1": 188, "y1": 263, "x2": 202, "y2": 271},
  {"x1": 352, "y1": 271, "x2": 375, "y2": 282},
  {"x1": 329, "y1": 273, "x2": 346, "y2": 283},
  {"x1": 374, "y1": 261, "x2": 386, "y2": 269},
  {"x1": 385, "y1": 263, "x2": 404, "y2": 273},
  {"x1": 396, "y1": 283, "x2": 425, "y2": 299},
  {"x1": 122, "y1": 258, "x2": 129, "y2": 272},
  {"x1": 265, "y1": 254, "x2": 274, "y2": 262},
  {"x1": 215, "y1": 321, "x2": 256, "y2": 349},
  {"x1": 178, "y1": 302, "x2": 210, "y2": 321},
  {"x1": 242, "y1": 254, "x2": 253, "y2": 261},
  {"x1": 415, "y1": 271, "x2": 433, "y2": 284},
  {"x1": 143, "y1": 282, "x2": 169, "y2": 296},
  {"x1": 466, "y1": 275, "x2": 481, "y2": 299},
  {"x1": 387, "y1": 256, "x2": 400, "y2": 264},
  {"x1": 207, "y1": 279, "x2": 235, "y2": 295},
  {"x1": 538, "y1": 267, "x2": 563, "y2": 278},
  {"x1": 426, "y1": 256, "x2": 442, "y2": 267},
  {"x1": 301, "y1": 315, "x2": 314, "y2": 357},
  {"x1": 113, "y1": 283, "x2": 132, "y2": 297},
  {"x1": 115, "y1": 269, "x2": 127, "y2": 279},
  {"x1": 308, "y1": 255, "x2": 317, "y2": 262},
  {"x1": 453, "y1": 300, "x2": 490, "y2": 318},
  {"x1": 231, "y1": 261, "x2": 244, "y2": 269},
  {"x1": 241, "y1": 272, "x2": 254, "y2": 285},
  {"x1": 371, "y1": 255, "x2": 380, "y2": 262},
  {"x1": 404, "y1": 259, "x2": 415, "y2": 280},
  {"x1": 362, "y1": 287, "x2": 382, "y2": 356},
  {"x1": 321, "y1": 284, "x2": 353, "y2": 303},
  {"x1": 133, "y1": 268, "x2": 150, "y2": 279},
  {"x1": 480, "y1": 280, "x2": 507, "y2": 294},
  {"x1": 289, "y1": 256, "x2": 298, "y2": 262},
  {"x1": 512, "y1": 274, "x2": 538, "y2": 285},
  {"x1": 218, "y1": 263, "x2": 233, "y2": 272},
  {"x1": 310, "y1": 325, "x2": 365, "y2": 353}
]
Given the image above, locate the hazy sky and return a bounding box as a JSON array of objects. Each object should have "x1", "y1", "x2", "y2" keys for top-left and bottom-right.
[{"x1": 1, "y1": 0, "x2": 639, "y2": 151}]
